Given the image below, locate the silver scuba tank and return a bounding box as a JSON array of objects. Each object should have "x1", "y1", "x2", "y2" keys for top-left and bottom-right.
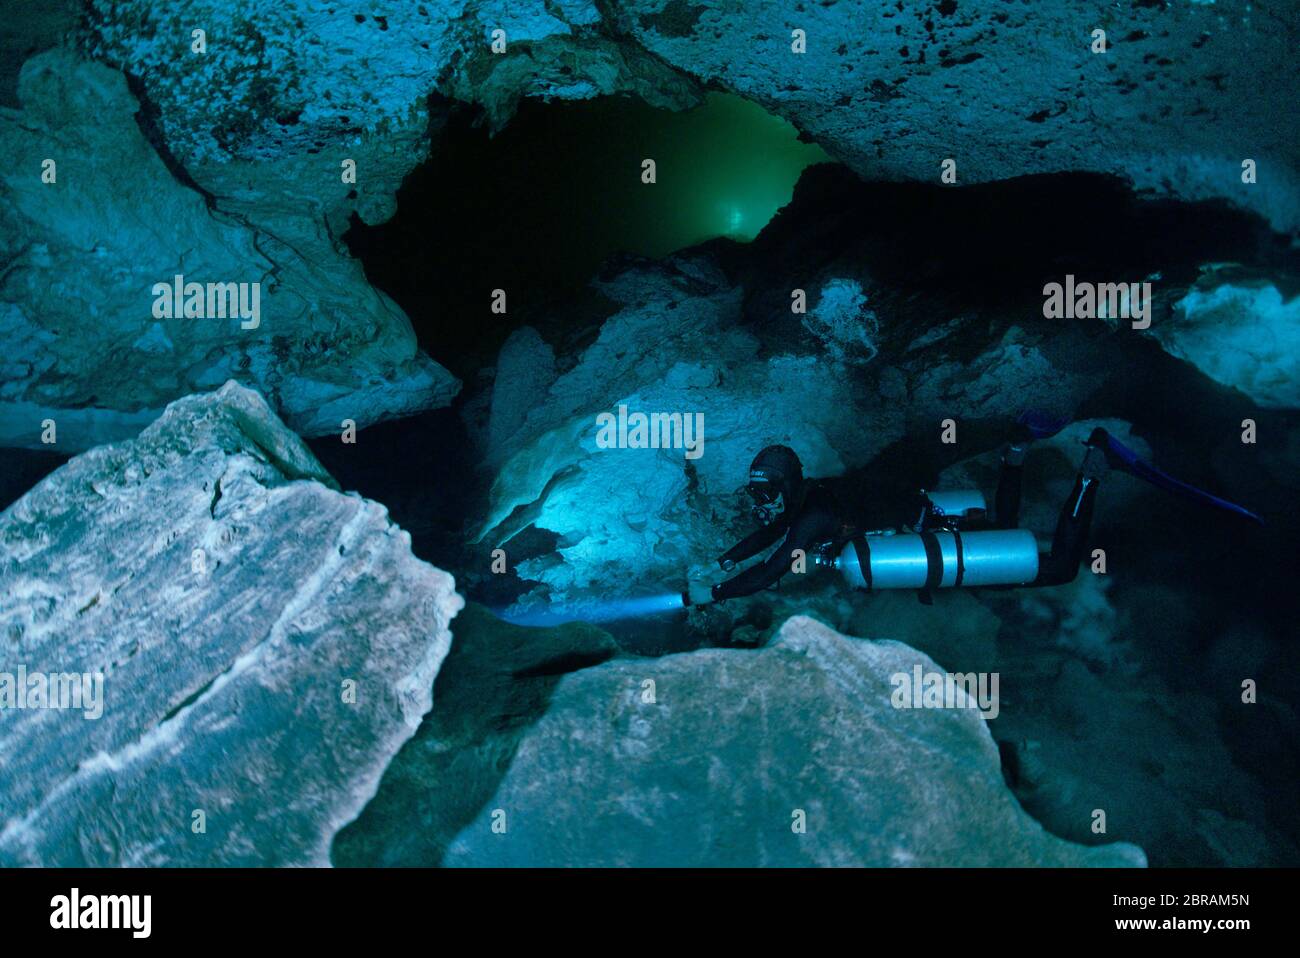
[{"x1": 838, "y1": 528, "x2": 1039, "y2": 590}]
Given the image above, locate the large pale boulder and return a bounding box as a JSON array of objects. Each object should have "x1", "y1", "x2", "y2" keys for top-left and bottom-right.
[
  {"x1": 434, "y1": 615, "x2": 1144, "y2": 866},
  {"x1": 0, "y1": 381, "x2": 463, "y2": 865}
]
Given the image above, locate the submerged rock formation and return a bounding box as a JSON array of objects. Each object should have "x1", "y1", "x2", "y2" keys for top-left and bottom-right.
[
  {"x1": 345, "y1": 612, "x2": 1143, "y2": 867},
  {"x1": 333, "y1": 601, "x2": 621, "y2": 867},
  {"x1": 0, "y1": 381, "x2": 463, "y2": 865},
  {"x1": 1158, "y1": 268, "x2": 1300, "y2": 409},
  {"x1": 0, "y1": 2, "x2": 1291, "y2": 871},
  {"x1": 80, "y1": 1, "x2": 1300, "y2": 232},
  {"x1": 485, "y1": 325, "x2": 557, "y2": 466},
  {"x1": 5, "y1": 2, "x2": 1293, "y2": 449},
  {"x1": 609, "y1": 0, "x2": 1300, "y2": 233},
  {"x1": 0, "y1": 52, "x2": 458, "y2": 452},
  {"x1": 474, "y1": 232, "x2": 1112, "y2": 610},
  {"x1": 475, "y1": 251, "x2": 889, "y2": 604}
]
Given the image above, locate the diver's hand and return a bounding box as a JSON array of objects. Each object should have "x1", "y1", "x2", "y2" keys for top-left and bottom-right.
[
  {"x1": 683, "y1": 581, "x2": 716, "y2": 607},
  {"x1": 718, "y1": 557, "x2": 735, "y2": 572}
]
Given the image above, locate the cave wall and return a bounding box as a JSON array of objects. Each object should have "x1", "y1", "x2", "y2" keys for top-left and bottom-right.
[
  {"x1": 3, "y1": 0, "x2": 1294, "y2": 449},
  {"x1": 608, "y1": 0, "x2": 1300, "y2": 233},
  {"x1": 83, "y1": 0, "x2": 1300, "y2": 233},
  {"x1": 0, "y1": 51, "x2": 458, "y2": 451}
]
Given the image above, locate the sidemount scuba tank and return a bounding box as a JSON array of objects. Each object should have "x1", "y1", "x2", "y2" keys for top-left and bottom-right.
[
  {"x1": 837, "y1": 527, "x2": 1039, "y2": 590},
  {"x1": 825, "y1": 489, "x2": 1038, "y2": 591}
]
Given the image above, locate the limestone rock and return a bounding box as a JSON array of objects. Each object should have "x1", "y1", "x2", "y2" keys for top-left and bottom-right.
[
  {"x1": 333, "y1": 602, "x2": 620, "y2": 866},
  {"x1": 0, "y1": 52, "x2": 458, "y2": 452},
  {"x1": 0, "y1": 381, "x2": 463, "y2": 865},
  {"x1": 486, "y1": 326, "x2": 557, "y2": 465},
  {"x1": 434, "y1": 614, "x2": 1145, "y2": 866},
  {"x1": 1161, "y1": 272, "x2": 1300, "y2": 409},
  {"x1": 609, "y1": 0, "x2": 1299, "y2": 233},
  {"x1": 477, "y1": 253, "x2": 890, "y2": 602},
  {"x1": 83, "y1": 0, "x2": 1300, "y2": 231}
]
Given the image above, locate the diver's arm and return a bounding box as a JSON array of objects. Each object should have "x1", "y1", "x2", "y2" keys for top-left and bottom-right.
[
  {"x1": 711, "y1": 513, "x2": 827, "y2": 601},
  {"x1": 718, "y1": 521, "x2": 785, "y2": 569}
]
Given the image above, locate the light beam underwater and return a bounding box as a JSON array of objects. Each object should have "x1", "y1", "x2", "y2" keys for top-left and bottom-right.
[{"x1": 492, "y1": 592, "x2": 685, "y2": 627}]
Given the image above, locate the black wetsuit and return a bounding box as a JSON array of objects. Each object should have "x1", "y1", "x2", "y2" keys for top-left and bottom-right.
[
  {"x1": 714, "y1": 477, "x2": 921, "y2": 601},
  {"x1": 713, "y1": 421, "x2": 1099, "y2": 601}
]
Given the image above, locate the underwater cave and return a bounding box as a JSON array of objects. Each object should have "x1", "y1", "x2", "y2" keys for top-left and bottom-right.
[
  {"x1": 343, "y1": 91, "x2": 831, "y2": 377},
  {"x1": 2, "y1": 0, "x2": 1299, "y2": 892},
  {"x1": 321, "y1": 91, "x2": 1300, "y2": 869}
]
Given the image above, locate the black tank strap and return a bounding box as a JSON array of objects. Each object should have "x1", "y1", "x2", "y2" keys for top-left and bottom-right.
[
  {"x1": 952, "y1": 529, "x2": 966, "y2": 588},
  {"x1": 853, "y1": 535, "x2": 872, "y2": 591},
  {"x1": 916, "y1": 531, "x2": 944, "y2": 605},
  {"x1": 920, "y1": 532, "x2": 944, "y2": 591}
]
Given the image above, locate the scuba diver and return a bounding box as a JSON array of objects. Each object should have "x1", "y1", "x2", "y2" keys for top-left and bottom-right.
[{"x1": 683, "y1": 413, "x2": 1262, "y2": 607}]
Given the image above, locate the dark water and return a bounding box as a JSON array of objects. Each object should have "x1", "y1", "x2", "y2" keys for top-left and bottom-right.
[
  {"x1": 344, "y1": 92, "x2": 826, "y2": 379},
  {"x1": 331, "y1": 101, "x2": 1300, "y2": 865},
  {"x1": 3, "y1": 92, "x2": 1297, "y2": 868}
]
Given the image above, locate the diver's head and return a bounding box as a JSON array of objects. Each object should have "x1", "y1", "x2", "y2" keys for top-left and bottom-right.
[{"x1": 747, "y1": 445, "x2": 803, "y2": 525}]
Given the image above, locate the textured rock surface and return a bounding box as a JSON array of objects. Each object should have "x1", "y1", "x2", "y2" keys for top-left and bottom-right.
[
  {"x1": 0, "y1": 381, "x2": 463, "y2": 865},
  {"x1": 1158, "y1": 269, "x2": 1300, "y2": 409},
  {"x1": 80, "y1": 0, "x2": 696, "y2": 169},
  {"x1": 8, "y1": 2, "x2": 1292, "y2": 447},
  {"x1": 485, "y1": 326, "x2": 557, "y2": 465},
  {"x1": 333, "y1": 602, "x2": 620, "y2": 866},
  {"x1": 477, "y1": 251, "x2": 889, "y2": 603},
  {"x1": 0, "y1": 52, "x2": 458, "y2": 452},
  {"x1": 608, "y1": 0, "x2": 1300, "y2": 232},
  {"x1": 476, "y1": 231, "x2": 1111, "y2": 609},
  {"x1": 429, "y1": 615, "x2": 1143, "y2": 866},
  {"x1": 82, "y1": 0, "x2": 1300, "y2": 232},
  {"x1": 831, "y1": 580, "x2": 1299, "y2": 866}
]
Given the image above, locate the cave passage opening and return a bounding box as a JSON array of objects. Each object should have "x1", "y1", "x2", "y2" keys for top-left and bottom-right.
[
  {"x1": 333, "y1": 85, "x2": 1300, "y2": 613},
  {"x1": 345, "y1": 91, "x2": 830, "y2": 378}
]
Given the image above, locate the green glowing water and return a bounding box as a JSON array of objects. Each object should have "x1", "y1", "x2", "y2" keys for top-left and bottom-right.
[
  {"x1": 383, "y1": 92, "x2": 831, "y2": 304},
  {"x1": 616, "y1": 91, "x2": 833, "y2": 248}
]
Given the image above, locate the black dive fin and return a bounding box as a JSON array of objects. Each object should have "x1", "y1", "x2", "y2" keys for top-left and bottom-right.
[{"x1": 1099, "y1": 431, "x2": 1264, "y2": 525}]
